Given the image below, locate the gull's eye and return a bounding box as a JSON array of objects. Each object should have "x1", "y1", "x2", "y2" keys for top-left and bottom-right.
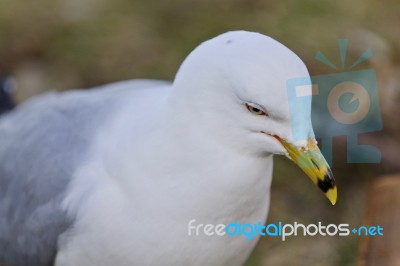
[{"x1": 245, "y1": 103, "x2": 267, "y2": 116}]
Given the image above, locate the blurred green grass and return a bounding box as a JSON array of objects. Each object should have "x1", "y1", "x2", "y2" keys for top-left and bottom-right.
[
  {"x1": 1, "y1": 0, "x2": 399, "y2": 265},
  {"x1": 1, "y1": 0, "x2": 399, "y2": 96}
]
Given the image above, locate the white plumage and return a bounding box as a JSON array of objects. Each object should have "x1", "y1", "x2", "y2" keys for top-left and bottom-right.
[{"x1": 0, "y1": 31, "x2": 331, "y2": 266}]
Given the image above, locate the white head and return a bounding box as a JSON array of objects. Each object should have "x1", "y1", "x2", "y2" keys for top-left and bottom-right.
[
  {"x1": 170, "y1": 31, "x2": 336, "y2": 204},
  {"x1": 172, "y1": 31, "x2": 312, "y2": 155}
]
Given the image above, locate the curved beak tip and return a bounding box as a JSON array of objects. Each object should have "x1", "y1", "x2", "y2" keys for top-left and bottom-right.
[{"x1": 326, "y1": 186, "x2": 337, "y2": 205}]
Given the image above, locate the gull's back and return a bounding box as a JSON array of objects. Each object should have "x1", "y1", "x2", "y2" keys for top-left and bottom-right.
[{"x1": 0, "y1": 79, "x2": 170, "y2": 266}]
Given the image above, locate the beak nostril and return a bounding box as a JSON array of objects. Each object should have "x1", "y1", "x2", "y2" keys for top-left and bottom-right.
[{"x1": 311, "y1": 159, "x2": 320, "y2": 170}]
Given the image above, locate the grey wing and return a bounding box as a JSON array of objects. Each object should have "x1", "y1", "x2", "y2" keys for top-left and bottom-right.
[{"x1": 0, "y1": 79, "x2": 171, "y2": 266}]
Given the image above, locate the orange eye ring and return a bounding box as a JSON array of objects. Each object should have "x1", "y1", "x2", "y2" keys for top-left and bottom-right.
[{"x1": 245, "y1": 103, "x2": 267, "y2": 116}]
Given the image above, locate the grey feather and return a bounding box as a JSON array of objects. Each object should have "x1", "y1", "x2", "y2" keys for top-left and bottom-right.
[{"x1": 0, "y1": 79, "x2": 170, "y2": 266}]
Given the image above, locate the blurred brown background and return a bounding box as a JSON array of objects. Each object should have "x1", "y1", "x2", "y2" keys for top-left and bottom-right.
[{"x1": 1, "y1": 0, "x2": 399, "y2": 265}]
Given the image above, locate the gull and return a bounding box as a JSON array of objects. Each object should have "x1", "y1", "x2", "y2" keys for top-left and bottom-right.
[{"x1": 0, "y1": 31, "x2": 336, "y2": 266}]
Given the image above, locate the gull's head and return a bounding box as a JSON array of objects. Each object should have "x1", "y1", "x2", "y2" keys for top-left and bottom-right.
[{"x1": 171, "y1": 31, "x2": 337, "y2": 205}]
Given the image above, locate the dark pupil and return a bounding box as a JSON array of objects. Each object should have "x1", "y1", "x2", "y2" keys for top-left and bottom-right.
[{"x1": 252, "y1": 107, "x2": 260, "y2": 112}]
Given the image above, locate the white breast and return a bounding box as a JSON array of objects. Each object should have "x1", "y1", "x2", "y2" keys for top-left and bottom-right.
[
  {"x1": 55, "y1": 88, "x2": 274, "y2": 266},
  {"x1": 56, "y1": 138, "x2": 273, "y2": 265}
]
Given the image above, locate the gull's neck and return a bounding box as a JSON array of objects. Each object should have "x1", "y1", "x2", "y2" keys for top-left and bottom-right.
[{"x1": 95, "y1": 87, "x2": 272, "y2": 223}]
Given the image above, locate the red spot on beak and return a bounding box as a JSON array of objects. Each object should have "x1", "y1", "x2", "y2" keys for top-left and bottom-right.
[{"x1": 260, "y1": 131, "x2": 280, "y2": 141}]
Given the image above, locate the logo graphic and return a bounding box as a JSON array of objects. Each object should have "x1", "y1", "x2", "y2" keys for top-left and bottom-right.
[
  {"x1": 287, "y1": 39, "x2": 382, "y2": 165},
  {"x1": 188, "y1": 219, "x2": 384, "y2": 241}
]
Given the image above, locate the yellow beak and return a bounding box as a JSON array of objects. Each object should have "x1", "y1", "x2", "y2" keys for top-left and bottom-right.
[{"x1": 274, "y1": 135, "x2": 337, "y2": 205}]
